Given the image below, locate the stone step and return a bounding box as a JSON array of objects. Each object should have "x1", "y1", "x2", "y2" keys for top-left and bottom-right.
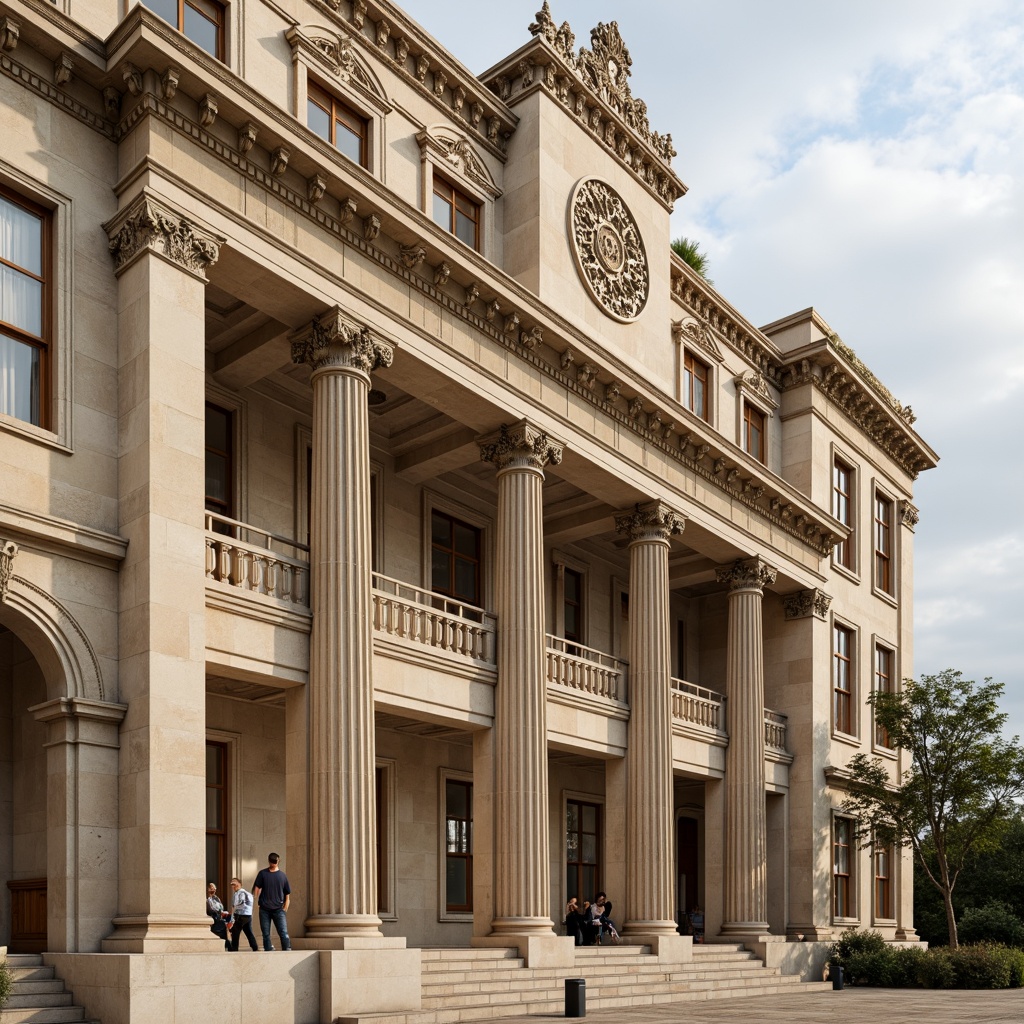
[
  {"x1": 0, "y1": 1007, "x2": 86, "y2": 1024},
  {"x1": 420, "y1": 948, "x2": 520, "y2": 961},
  {"x1": 8, "y1": 966, "x2": 56, "y2": 982},
  {"x1": 422, "y1": 959, "x2": 525, "y2": 974},
  {"x1": 3, "y1": 993, "x2": 74, "y2": 1010},
  {"x1": 9, "y1": 981, "x2": 67, "y2": 996}
]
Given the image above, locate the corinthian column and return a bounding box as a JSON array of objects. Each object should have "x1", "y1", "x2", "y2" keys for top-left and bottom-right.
[
  {"x1": 291, "y1": 307, "x2": 393, "y2": 938},
  {"x1": 615, "y1": 501, "x2": 685, "y2": 938},
  {"x1": 479, "y1": 421, "x2": 563, "y2": 937},
  {"x1": 715, "y1": 557, "x2": 777, "y2": 937}
]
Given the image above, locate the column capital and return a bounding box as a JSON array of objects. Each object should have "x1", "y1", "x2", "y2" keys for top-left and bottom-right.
[
  {"x1": 783, "y1": 587, "x2": 832, "y2": 620},
  {"x1": 478, "y1": 420, "x2": 563, "y2": 471},
  {"x1": 290, "y1": 307, "x2": 394, "y2": 376},
  {"x1": 614, "y1": 501, "x2": 685, "y2": 543},
  {"x1": 715, "y1": 557, "x2": 777, "y2": 593},
  {"x1": 105, "y1": 191, "x2": 222, "y2": 280}
]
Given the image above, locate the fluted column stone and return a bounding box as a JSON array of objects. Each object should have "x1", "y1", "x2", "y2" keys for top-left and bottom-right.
[
  {"x1": 615, "y1": 501, "x2": 685, "y2": 937},
  {"x1": 291, "y1": 307, "x2": 393, "y2": 938},
  {"x1": 715, "y1": 557, "x2": 777, "y2": 937},
  {"x1": 479, "y1": 421, "x2": 563, "y2": 936}
]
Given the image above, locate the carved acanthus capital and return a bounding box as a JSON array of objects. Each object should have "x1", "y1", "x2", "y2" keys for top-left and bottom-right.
[
  {"x1": 290, "y1": 307, "x2": 394, "y2": 377},
  {"x1": 783, "y1": 588, "x2": 832, "y2": 620},
  {"x1": 614, "y1": 501, "x2": 686, "y2": 543},
  {"x1": 900, "y1": 501, "x2": 920, "y2": 530},
  {"x1": 479, "y1": 420, "x2": 564, "y2": 472},
  {"x1": 715, "y1": 557, "x2": 778, "y2": 593},
  {"x1": 0, "y1": 539, "x2": 18, "y2": 601},
  {"x1": 105, "y1": 194, "x2": 221, "y2": 279}
]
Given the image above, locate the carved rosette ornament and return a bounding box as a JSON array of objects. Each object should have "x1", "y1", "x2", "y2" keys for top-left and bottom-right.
[
  {"x1": 614, "y1": 501, "x2": 685, "y2": 544},
  {"x1": 106, "y1": 195, "x2": 221, "y2": 279},
  {"x1": 290, "y1": 307, "x2": 394, "y2": 378},
  {"x1": 479, "y1": 421, "x2": 563, "y2": 473},
  {"x1": 783, "y1": 588, "x2": 833, "y2": 621},
  {"x1": 0, "y1": 539, "x2": 18, "y2": 601},
  {"x1": 568, "y1": 177, "x2": 649, "y2": 322},
  {"x1": 715, "y1": 558, "x2": 778, "y2": 594}
]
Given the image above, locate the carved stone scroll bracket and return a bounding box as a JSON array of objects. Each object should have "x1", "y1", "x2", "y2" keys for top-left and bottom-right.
[
  {"x1": 270, "y1": 146, "x2": 289, "y2": 176},
  {"x1": 290, "y1": 306, "x2": 394, "y2": 377},
  {"x1": 307, "y1": 173, "x2": 328, "y2": 205},
  {"x1": 715, "y1": 558, "x2": 778, "y2": 594},
  {"x1": 238, "y1": 121, "x2": 258, "y2": 154},
  {"x1": 433, "y1": 262, "x2": 451, "y2": 287},
  {"x1": 364, "y1": 212, "x2": 381, "y2": 241},
  {"x1": 121, "y1": 61, "x2": 142, "y2": 96},
  {"x1": 54, "y1": 52, "x2": 74, "y2": 87},
  {"x1": 339, "y1": 196, "x2": 358, "y2": 225},
  {"x1": 0, "y1": 539, "x2": 18, "y2": 601},
  {"x1": 199, "y1": 92, "x2": 218, "y2": 128},
  {"x1": 399, "y1": 243, "x2": 427, "y2": 270},
  {"x1": 614, "y1": 501, "x2": 686, "y2": 544},
  {"x1": 783, "y1": 588, "x2": 833, "y2": 621},
  {"x1": 161, "y1": 67, "x2": 180, "y2": 100},
  {"x1": 105, "y1": 192, "x2": 223, "y2": 281},
  {"x1": 900, "y1": 501, "x2": 920, "y2": 530},
  {"x1": 479, "y1": 420, "x2": 564, "y2": 473},
  {"x1": 1, "y1": 15, "x2": 20, "y2": 51},
  {"x1": 102, "y1": 87, "x2": 121, "y2": 119}
]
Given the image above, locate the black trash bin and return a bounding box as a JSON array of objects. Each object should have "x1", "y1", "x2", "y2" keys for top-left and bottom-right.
[
  {"x1": 565, "y1": 978, "x2": 586, "y2": 1017},
  {"x1": 829, "y1": 964, "x2": 844, "y2": 990}
]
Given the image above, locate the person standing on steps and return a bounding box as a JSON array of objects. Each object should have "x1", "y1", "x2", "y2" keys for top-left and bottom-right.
[
  {"x1": 252, "y1": 852, "x2": 293, "y2": 951},
  {"x1": 206, "y1": 882, "x2": 231, "y2": 950},
  {"x1": 228, "y1": 876, "x2": 259, "y2": 952}
]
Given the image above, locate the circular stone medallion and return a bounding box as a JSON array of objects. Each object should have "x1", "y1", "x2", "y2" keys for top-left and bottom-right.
[{"x1": 567, "y1": 178, "x2": 649, "y2": 322}]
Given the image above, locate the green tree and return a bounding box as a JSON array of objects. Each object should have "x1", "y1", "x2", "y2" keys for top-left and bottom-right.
[
  {"x1": 670, "y1": 236, "x2": 711, "y2": 280},
  {"x1": 843, "y1": 670, "x2": 1024, "y2": 949}
]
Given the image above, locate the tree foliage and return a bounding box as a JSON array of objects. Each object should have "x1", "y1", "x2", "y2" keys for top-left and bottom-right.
[
  {"x1": 670, "y1": 236, "x2": 711, "y2": 280},
  {"x1": 843, "y1": 670, "x2": 1024, "y2": 949}
]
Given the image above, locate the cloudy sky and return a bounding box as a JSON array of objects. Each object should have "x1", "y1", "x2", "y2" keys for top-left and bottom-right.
[{"x1": 398, "y1": 0, "x2": 1024, "y2": 735}]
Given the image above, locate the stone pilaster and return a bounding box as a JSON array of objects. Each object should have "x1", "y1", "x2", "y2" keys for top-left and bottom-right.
[
  {"x1": 615, "y1": 501, "x2": 685, "y2": 938},
  {"x1": 715, "y1": 557, "x2": 777, "y2": 937},
  {"x1": 478, "y1": 421, "x2": 562, "y2": 938},
  {"x1": 291, "y1": 307, "x2": 393, "y2": 939}
]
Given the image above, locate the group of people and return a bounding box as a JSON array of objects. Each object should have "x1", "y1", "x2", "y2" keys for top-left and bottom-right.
[
  {"x1": 206, "y1": 852, "x2": 293, "y2": 952},
  {"x1": 564, "y1": 891, "x2": 619, "y2": 945}
]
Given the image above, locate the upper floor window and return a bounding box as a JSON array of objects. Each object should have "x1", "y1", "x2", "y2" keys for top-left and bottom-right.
[
  {"x1": 432, "y1": 176, "x2": 479, "y2": 250},
  {"x1": 833, "y1": 816, "x2": 853, "y2": 919},
  {"x1": 563, "y1": 567, "x2": 583, "y2": 645},
  {"x1": 874, "y1": 493, "x2": 894, "y2": 596},
  {"x1": 832, "y1": 458, "x2": 854, "y2": 571},
  {"x1": 307, "y1": 81, "x2": 368, "y2": 167},
  {"x1": 683, "y1": 351, "x2": 709, "y2": 421},
  {"x1": 874, "y1": 843, "x2": 893, "y2": 919},
  {"x1": 205, "y1": 402, "x2": 233, "y2": 532},
  {"x1": 833, "y1": 623, "x2": 854, "y2": 735},
  {"x1": 874, "y1": 644, "x2": 894, "y2": 748},
  {"x1": 743, "y1": 402, "x2": 765, "y2": 463},
  {"x1": 0, "y1": 187, "x2": 49, "y2": 429},
  {"x1": 431, "y1": 510, "x2": 481, "y2": 607},
  {"x1": 141, "y1": 0, "x2": 225, "y2": 61}
]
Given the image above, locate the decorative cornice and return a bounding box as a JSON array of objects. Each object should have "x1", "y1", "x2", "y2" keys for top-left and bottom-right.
[
  {"x1": 899, "y1": 500, "x2": 920, "y2": 530},
  {"x1": 783, "y1": 588, "x2": 832, "y2": 621},
  {"x1": 105, "y1": 193, "x2": 221, "y2": 279},
  {"x1": 672, "y1": 316, "x2": 723, "y2": 362},
  {"x1": 290, "y1": 306, "x2": 394, "y2": 376},
  {"x1": 478, "y1": 420, "x2": 564, "y2": 472},
  {"x1": 614, "y1": 501, "x2": 686, "y2": 543},
  {"x1": 734, "y1": 370, "x2": 778, "y2": 412},
  {"x1": 0, "y1": 539, "x2": 18, "y2": 600},
  {"x1": 715, "y1": 557, "x2": 778, "y2": 593}
]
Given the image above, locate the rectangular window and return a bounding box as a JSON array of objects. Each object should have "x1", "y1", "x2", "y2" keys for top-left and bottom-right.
[
  {"x1": 874, "y1": 844, "x2": 892, "y2": 919},
  {"x1": 445, "y1": 779, "x2": 473, "y2": 913},
  {"x1": 565, "y1": 799, "x2": 600, "y2": 904},
  {"x1": 874, "y1": 493, "x2": 894, "y2": 595},
  {"x1": 833, "y1": 817, "x2": 852, "y2": 919},
  {"x1": 141, "y1": 0, "x2": 225, "y2": 61},
  {"x1": 376, "y1": 765, "x2": 388, "y2": 914},
  {"x1": 833, "y1": 624, "x2": 853, "y2": 735},
  {"x1": 0, "y1": 186, "x2": 49, "y2": 428},
  {"x1": 307, "y1": 80, "x2": 368, "y2": 167},
  {"x1": 205, "y1": 402, "x2": 233, "y2": 532},
  {"x1": 431, "y1": 510, "x2": 481, "y2": 607},
  {"x1": 205, "y1": 740, "x2": 229, "y2": 895},
  {"x1": 874, "y1": 644, "x2": 894, "y2": 748},
  {"x1": 563, "y1": 567, "x2": 583, "y2": 645},
  {"x1": 683, "y1": 351, "x2": 709, "y2": 421},
  {"x1": 743, "y1": 403, "x2": 765, "y2": 463},
  {"x1": 832, "y1": 458, "x2": 854, "y2": 570},
  {"x1": 432, "y1": 176, "x2": 480, "y2": 250}
]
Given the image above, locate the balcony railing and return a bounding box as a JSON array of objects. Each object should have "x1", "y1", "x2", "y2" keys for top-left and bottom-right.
[
  {"x1": 545, "y1": 635, "x2": 627, "y2": 703},
  {"x1": 371, "y1": 573, "x2": 496, "y2": 664},
  {"x1": 205, "y1": 513, "x2": 310, "y2": 606},
  {"x1": 764, "y1": 708, "x2": 788, "y2": 753},
  {"x1": 670, "y1": 678, "x2": 725, "y2": 731}
]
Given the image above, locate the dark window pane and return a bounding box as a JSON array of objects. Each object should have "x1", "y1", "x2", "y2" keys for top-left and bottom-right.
[
  {"x1": 454, "y1": 523, "x2": 478, "y2": 558},
  {"x1": 454, "y1": 558, "x2": 477, "y2": 600},
  {"x1": 205, "y1": 406, "x2": 230, "y2": 450},
  {"x1": 433, "y1": 193, "x2": 452, "y2": 231},
  {"x1": 455, "y1": 210, "x2": 476, "y2": 247},
  {"x1": 206, "y1": 787, "x2": 221, "y2": 829},
  {"x1": 431, "y1": 551, "x2": 451, "y2": 592},
  {"x1": 307, "y1": 99, "x2": 331, "y2": 141},
  {"x1": 565, "y1": 570, "x2": 580, "y2": 603},
  {"x1": 582, "y1": 833, "x2": 597, "y2": 863},
  {"x1": 141, "y1": 0, "x2": 178, "y2": 22},
  {"x1": 206, "y1": 834, "x2": 221, "y2": 888},
  {"x1": 446, "y1": 780, "x2": 467, "y2": 818},
  {"x1": 446, "y1": 858, "x2": 467, "y2": 906},
  {"x1": 336, "y1": 122, "x2": 363, "y2": 164},
  {"x1": 431, "y1": 511, "x2": 449, "y2": 546},
  {"x1": 581, "y1": 803, "x2": 596, "y2": 832},
  {"x1": 566, "y1": 803, "x2": 579, "y2": 832}
]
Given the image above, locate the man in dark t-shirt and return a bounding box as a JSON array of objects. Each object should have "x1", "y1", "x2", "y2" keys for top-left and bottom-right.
[{"x1": 252, "y1": 852, "x2": 292, "y2": 950}]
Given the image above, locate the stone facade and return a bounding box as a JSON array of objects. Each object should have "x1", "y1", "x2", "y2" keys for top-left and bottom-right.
[{"x1": 0, "y1": 1, "x2": 936, "y2": 1020}]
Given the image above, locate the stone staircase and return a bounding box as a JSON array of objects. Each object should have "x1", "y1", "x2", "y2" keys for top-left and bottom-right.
[
  {"x1": 338, "y1": 942, "x2": 829, "y2": 1024},
  {"x1": 1, "y1": 954, "x2": 96, "y2": 1024}
]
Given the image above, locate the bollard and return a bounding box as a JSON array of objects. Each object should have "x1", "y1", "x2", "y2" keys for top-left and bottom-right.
[
  {"x1": 829, "y1": 964, "x2": 844, "y2": 990},
  {"x1": 565, "y1": 977, "x2": 586, "y2": 1017}
]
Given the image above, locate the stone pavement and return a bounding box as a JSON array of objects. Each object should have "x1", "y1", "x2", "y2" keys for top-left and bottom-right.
[{"x1": 462, "y1": 987, "x2": 1024, "y2": 1023}]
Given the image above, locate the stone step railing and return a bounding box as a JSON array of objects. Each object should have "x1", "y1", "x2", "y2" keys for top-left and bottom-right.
[
  {"x1": 205, "y1": 513, "x2": 310, "y2": 606},
  {"x1": 545, "y1": 635, "x2": 627, "y2": 702},
  {"x1": 372, "y1": 573, "x2": 497, "y2": 664},
  {"x1": 764, "y1": 708, "x2": 788, "y2": 753},
  {"x1": 670, "y1": 678, "x2": 725, "y2": 731}
]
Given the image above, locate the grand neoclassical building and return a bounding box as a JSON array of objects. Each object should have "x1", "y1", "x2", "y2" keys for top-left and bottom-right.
[{"x1": 0, "y1": 0, "x2": 937, "y2": 1021}]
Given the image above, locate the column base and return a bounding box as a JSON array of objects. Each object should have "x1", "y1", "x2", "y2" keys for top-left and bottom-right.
[
  {"x1": 894, "y1": 927, "x2": 921, "y2": 942},
  {"x1": 471, "y1": 933, "x2": 573, "y2": 968},
  {"x1": 718, "y1": 920, "x2": 770, "y2": 941},
  {"x1": 101, "y1": 916, "x2": 215, "y2": 952},
  {"x1": 303, "y1": 913, "x2": 383, "y2": 940},
  {"x1": 786, "y1": 924, "x2": 834, "y2": 942}
]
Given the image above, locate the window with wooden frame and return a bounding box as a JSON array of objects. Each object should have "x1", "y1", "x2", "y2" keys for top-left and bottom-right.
[
  {"x1": 874, "y1": 643, "x2": 895, "y2": 749},
  {"x1": 432, "y1": 175, "x2": 480, "y2": 250},
  {"x1": 431, "y1": 509, "x2": 482, "y2": 607},
  {"x1": 141, "y1": 0, "x2": 225, "y2": 61},
  {"x1": 833, "y1": 816, "x2": 853, "y2": 919},
  {"x1": 563, "y1": 567, "x2": 583, "y2": 646},
  {"x1": 0, "y1": 186, "x2": 50, "y2": 429},
  {"x1": 205, "y1": 740, "x2": 229, "y2": 896},
  {"x1": 874, "y1": 492, "x2": 894, "y2": 596},
  {"x1": 444, "y1": 779, "x2": 473, "y2": 913},
  {"x1": 833, "y1": 623, "x2": 854, "y2": 735},
  {"x1": 683, "y1": 350, "x2": 709, "y2": 421},
  {"x1": 205, "y1": 402, "x2": 233, "y2": 534},
  {"x1": 565, "y1": 799, "x2": 601, "y2": 904},
  {"x1": 743, "y1": 401, "x2": 765, "y2": 463},
  {"x1": 307, "y1": 80, "x2": 368, "y2": 167},
  {"x1": 832, "y1": 457, "x2": 855, "y2": 570},
  {"x1": 874, "y1": 843, "x2": 893, "y2": 919}
]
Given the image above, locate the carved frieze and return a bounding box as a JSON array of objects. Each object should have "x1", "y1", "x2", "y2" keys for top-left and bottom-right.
[
  {"x1": 568, "y1": 177, "x2": 649, "y2": 322},
  {"x1": 715, "y1": 558, "x2": 778, "y2": 593},
  {"x1": 783, "y1": 588, "x2": 833, "y2": 620},
  {"x1": 0, "y1": 539, "x2": 17, "y2": 601},
  {"x1": 614, "y1": 501, "x2": 685, "y2": 543},
  {"x1": 479, "y1": 421, "x2": 563, "y2": 472},
  {"x1": 290, "y1": 307, "x2": 394, "y2": 376}
]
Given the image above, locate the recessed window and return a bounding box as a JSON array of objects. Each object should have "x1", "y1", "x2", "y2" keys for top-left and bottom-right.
[
  {"x1": 0, "y1": 187, "x2": 49, "y2": 429},
  {"x1": 832, "y1": 458, "x2": 854, "y2": 570},
  {"x1": 205, "y1": 402, "x2": 233, "y2": 532},
  {"x1": 307, "y1": 80, "x2": 368, "y2": 167},
  {"x1": 683, "y1": 351, "x2": 709, "y2": 421},
  {"x1": 874, "y1": 844, "x2": 892, "y2": 919},
  {"x1": 743, "y1": 402, "x2": 765, "y2": 462},
  {"x1": 205, "y1": 740, "x2": 229, "y2": 896},
  {"x1": 563, "y1": 567, "x2": 583, "y2": 646},
  {"x1": 833, "y1": 624, "x2": 853, "y2": 735},
  {"x1": 431, "y1": 510, "x2": 482, "y2": 607},
  {"x1": 140, "y1": 0, "x2": 225, "y2": 61},
  {"x1": 833, "y1": 817, "x2": 853, "y2": 919},
  {"x1": 874, "y1": 644, "x2": 894, "y2": 748},
  {"x1": 874, "y1": 493, "x2": 894, "y2": 596},
  {"x1": 432, "y1": 176, "x2": 480, "y2": 250},
  {"x1": 565, "y1": 800, "x2": 600, "y2": 905},
  {"x1": 445, "y1": 779, "x2": 473, "y2": 913}
]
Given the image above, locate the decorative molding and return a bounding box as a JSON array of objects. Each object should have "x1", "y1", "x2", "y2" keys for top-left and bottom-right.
[
  {"x1": 0, "y1": 538, "x2": 17, "y2": 600},
  {"x1": 567, "y1": 177, "x2": 648, "y2": 322},
  {"x1": 715, "y1": 558, "x2": 778, "y2": 593},
  {"x1": 433, "y1": 261, "x2": 450, "y2": 286},
  {"x1": 307, "y1": 172, "x2": 328, "y2": 204},
  {"x1": 238, "y1": 121, "x2": 258, "y2": 154},
  {"x1": 735, "y1": 370, "x2": 778, "y2": 412},
  {"x1": 121, "y1": 61, "x2": 142, "y2": 95},
  {"x1": 270, "y1": 145, "x2": 289, "y2": 176},
  {"x1": 198, "y1": 92, "x2": 218, "y2": 128},
  {"x1": 478, "y1": 420, "x2": 563, "y2": 472},
  {"x1": 613, "y1": 501, "x2": 686, "y2": 543},
  {"x1": 672, "y1": 316, "x2": 723, "y2": 362},
  {"x1": 399, "y1": 243, "x2": 427, "y2": 269},
  {"x1": 899, "y1": 500, "x2": 919, "y2": 530},
  {"x1": 290, "y1": 306, "x2": 394, "y2": 376},
  {"x1": 1, "y1": 16, "x2": 19, "y2": 51},
  {"x1": 53, "y1": 52, "x2": 74, "y2": 87},
  {"x1": 783, "y1": 588, "x2": 832, "y2": 621},
  {"x1": 416, "y1": 127, "x2": 501, "y2": 200}
]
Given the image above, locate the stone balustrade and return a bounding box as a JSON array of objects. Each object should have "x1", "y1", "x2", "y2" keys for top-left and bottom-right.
[
  {"x1": 764, "y1": 708, "x2": 789, "y2": 753},
  {"x1": 670, "y1": 677, "x2": 725, "y2": 731},
  {"x1": 545, "y1": 634, "x2": 628, "y2": 702}
]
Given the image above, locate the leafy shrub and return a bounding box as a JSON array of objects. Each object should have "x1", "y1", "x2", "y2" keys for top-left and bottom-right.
[
  {"x1": 950, "y1": 943, "x2": 1013, "y2": 988},
  {"x1": 959, "y1": 902, "x2": 1024, "y2": 948},
  {"x1": 828, "y1": 928, "x2": 887, "y2": 973},
  {"x1": 918, "y1": 947, "x2": 956, "y2": 988},
  {"x1": 0, "y1": 958, "x2": 12, "y2": 1007}
]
